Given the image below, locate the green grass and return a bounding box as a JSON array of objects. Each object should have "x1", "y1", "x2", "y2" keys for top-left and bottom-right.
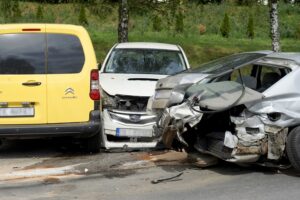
[{"x1": 2, "y1": 2, "x2": 300, "y2": 67}]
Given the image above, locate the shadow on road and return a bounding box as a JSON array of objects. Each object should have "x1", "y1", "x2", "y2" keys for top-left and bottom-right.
[{"x1": 0, "y1": 138, "x2": 88, "y2": 159}]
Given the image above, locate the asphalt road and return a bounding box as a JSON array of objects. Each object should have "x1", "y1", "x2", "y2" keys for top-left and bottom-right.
[{"x1": 0, "y1": 139, "x2": 299, "y2": 200}]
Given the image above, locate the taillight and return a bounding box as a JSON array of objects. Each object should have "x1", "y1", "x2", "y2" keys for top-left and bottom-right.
[{"x1": 90, "y1": 69, "x2": 100, "y2": 100}]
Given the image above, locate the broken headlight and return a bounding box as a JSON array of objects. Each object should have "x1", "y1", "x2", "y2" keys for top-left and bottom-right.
[
  {"x1": 101, "y1": 90, "x2": 115, "y2": 110},
  {"x1": 267, "y1": 112, "x2": 281, "y2": 122}
]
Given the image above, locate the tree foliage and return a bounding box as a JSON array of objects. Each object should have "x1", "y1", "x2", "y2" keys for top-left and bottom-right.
[
  {"x1": 152, "y1": 14, "x2": 162, "y2": 32},
  {"x1": 78, "y1": 5, "x2": 88, "y2": 25},
  {"x1": 220, "y1": 13, "x2": 230, "y2": 38},
  {"x1": 247, "y1": 14, "x2": 254, "y2": 39},
  {"x1": 175, "y1": 10, "x2": 184, "y2": 33},
  {"x1": 0, "y1": 0, "x2": 22, "y2": 22},
  {"x1": 36, "y1": 5, "x2": 43, "y2": 20}
]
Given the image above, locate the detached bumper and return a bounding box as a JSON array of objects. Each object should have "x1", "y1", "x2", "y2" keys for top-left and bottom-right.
[{"x1": 0, "y1": 110, "x2": 101, "y2": 139}]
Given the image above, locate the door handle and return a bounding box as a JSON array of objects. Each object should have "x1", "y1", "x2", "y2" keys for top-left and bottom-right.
[{"x1": 22, "y1": 81, "x2": 42, "y2": 86}]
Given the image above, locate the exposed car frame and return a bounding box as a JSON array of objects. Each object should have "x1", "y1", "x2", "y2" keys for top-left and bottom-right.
[{"x1": 148, "y1": 51, "x2": 300, "y2": 171}]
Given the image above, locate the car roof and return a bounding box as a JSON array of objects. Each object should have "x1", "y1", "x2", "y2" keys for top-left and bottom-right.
[
  {"x1": 115, "y1": 42, "x2": 181, "y2": 51},
  {"x1": 0, "y1": 23, "x2": 86, "y2": 34},
  {"x1": 265, "y1": 52, "x2": 300, "y2": 64}
]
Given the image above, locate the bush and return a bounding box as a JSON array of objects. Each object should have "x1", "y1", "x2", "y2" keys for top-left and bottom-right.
[
  {"x1": 175, "y1": 11, "x2": 184, "y2": 33},
  {"x1": 294, "y1": 24, "x2": 300, "y2": 39},
  {"x1": 220, "y1": 13, "x2": 230, "y2": 38},
  {"x1": 78, "y1": 6, "x2": 88, "y2": 25},
  {"x1": 246, "y1": 14, "x2": 254, "y2": 39},
  {"x1": 199, "y1": 24, "x2": 206, "y2": 35},
  {"x1": 152, "y1": 15, "x2": 162, "y2": 32},
  {"x1": 11, "y1": 0, "x2": 21, "y2": 21},
  {"x1": 36, "y1": 5, "x2": 43, "y2": 20},
  {"x1": 0, "y1": 0, "x2": 12, "y2": 21}
]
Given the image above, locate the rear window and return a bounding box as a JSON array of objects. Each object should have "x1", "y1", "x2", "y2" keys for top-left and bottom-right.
[
  {"x1": 47, "y1": 34, "x2": 85, "y2": 74},
  {"x1": 0, "y1": 34, "x2": 45, "y2": 74},
  {"x1": 0, "y1": 33, "x2": 85, "y2": 75}
]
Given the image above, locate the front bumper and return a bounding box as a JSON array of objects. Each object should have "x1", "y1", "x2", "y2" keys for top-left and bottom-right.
[
  {"x1": 0, "y1": 110, "x2": 101, "y2": 139},
  {"x1": 101, "y1": 109, "x2": 158, "y2": 149}
]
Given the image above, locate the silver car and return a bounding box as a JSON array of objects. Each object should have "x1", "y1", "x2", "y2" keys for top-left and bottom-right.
[{"x1": 148, "y1": 51, "x2": 300, "y2": 171}]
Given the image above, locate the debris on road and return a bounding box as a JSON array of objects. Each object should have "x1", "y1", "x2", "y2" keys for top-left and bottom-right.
[{"x1": 151, "y1": 172, "x2": 184, "y2": 184}]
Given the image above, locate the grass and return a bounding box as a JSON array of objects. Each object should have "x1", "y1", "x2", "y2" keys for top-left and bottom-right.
[{"x1": 2, "y1": 2, "x2": 300, "y2": 67}]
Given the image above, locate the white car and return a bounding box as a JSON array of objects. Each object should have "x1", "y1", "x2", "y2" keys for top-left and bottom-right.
[{"x1": 99, "y1": 42, "x2": 190, "y2": 149}]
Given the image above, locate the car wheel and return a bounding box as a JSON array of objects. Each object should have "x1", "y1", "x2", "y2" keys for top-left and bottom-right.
[
  {"x1": 286, "y1": 127, "x2": 300, "y2": 171},
  {"x1": 86, "y1": 131, "x2": 101, "y2": 153}
]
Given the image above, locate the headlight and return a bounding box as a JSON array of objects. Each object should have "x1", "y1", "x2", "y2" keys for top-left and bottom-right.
[{"x1": 101, "y1": 90, "x2": 115, "y2": 110}]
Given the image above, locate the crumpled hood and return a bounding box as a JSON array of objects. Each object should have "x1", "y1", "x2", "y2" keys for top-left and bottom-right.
[
  {"x1": 156, "y1": 72, "x2": 210, "y2": 90},
  {"x1": 100, "y1": 73, "x2": 167, "y2": 97}
]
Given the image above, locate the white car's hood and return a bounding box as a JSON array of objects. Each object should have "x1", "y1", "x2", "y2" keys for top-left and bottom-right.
[{"x1": 100, "y1": 73, "x2": 167, "y2": 97}]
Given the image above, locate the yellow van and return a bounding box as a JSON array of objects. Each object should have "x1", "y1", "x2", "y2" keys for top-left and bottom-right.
[{"x1": 0, "y1": 24, "x2": 101, "y2": 152}]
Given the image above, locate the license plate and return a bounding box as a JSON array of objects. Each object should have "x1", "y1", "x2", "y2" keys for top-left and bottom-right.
[
  {"x1": 0, "y1": 107, "x2": 34, "y2": 117},
  {"x1": 116, "y1": 128, "x2": 153, "y2": 137}
]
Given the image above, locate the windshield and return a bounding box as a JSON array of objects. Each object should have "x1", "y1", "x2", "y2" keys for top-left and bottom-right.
[
  {"x1": 104, "y1": 49, "x2": 187, "y2": 75},
  {"x1": 191, "y1": 53, "x2": 267, "y2": 74}
]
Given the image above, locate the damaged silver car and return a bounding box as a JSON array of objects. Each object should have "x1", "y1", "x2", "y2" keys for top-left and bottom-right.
[{"x1": 148, "y1": 51, "x2": 300, "y2": 171}]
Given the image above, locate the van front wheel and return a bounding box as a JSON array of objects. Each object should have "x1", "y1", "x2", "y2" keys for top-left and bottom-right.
[
  {"x1": 85, "y1": 131, "x2": 101, "y2": 153},
  {"x1": 286, "y1": 127, "x2": 300, "y2": 171}
]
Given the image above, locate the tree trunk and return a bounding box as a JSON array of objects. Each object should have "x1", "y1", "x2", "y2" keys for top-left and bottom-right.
[
  {"x1": 269, "y1": 0, "x2": 280, "y2": 52},
  {"x1": 118, "y1": 0, "x2": 129, "y2": 43}
]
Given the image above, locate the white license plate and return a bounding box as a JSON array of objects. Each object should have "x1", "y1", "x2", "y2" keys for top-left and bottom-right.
[
  {"x1": 116, "y1": 128, "x2": 153, "y2": 137},
  {"x1": 0, "y1": 107, "x2": 34, "y2": 117}
]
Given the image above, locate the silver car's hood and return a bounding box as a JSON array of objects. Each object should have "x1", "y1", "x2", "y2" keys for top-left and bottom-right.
[{"x1": 156, "y1": 72, "x2": 210, "y2": 90}]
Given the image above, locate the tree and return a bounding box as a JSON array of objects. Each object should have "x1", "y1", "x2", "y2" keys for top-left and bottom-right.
[
  {"x1": 175, "y1": 10, "x2": 184, "y2": 33},
  {"x1": 246, "y1": 14, "x2": 254, "y2": 39},
  {"x1": 78, "y1": 5, "x2": 88, "y2": 25},
  {"x1": 11, "y1": 0, "x2": 21, "y2": 21},
  {"x1": 36, "y1": 5, "x2": 43, "y2": 20},
  {"x1": 152, "y1": 14, "x2": 162, "y2": 32},
  {"x1": 0, "y1": 0, "x2": 12, "y2": 22},
  {"x1": 236, "y1": 0, "x2": 255, "y2": 6},
  {"x1": 220, "y1": 13, "x2": 230, "y2": 38},
  {"x1": 118, "y1": 0, "x2": 129, "y2": 43},
  {"x1": 269, "y1": 0, "x2": 280, "y2": 52}
]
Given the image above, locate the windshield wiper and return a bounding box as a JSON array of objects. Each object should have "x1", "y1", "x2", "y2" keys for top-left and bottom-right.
[{"x1": 128, "y1": 78, "x2": 159, "y2": 81}]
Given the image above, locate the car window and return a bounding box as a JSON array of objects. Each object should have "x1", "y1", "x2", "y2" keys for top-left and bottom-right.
[
  {"x1": 47, "y1": 34, "x2": 85, "y2": 74},
  {"x1": 257, "y1": 65, "x2": 284, "y2": 91},
  {"x1": 191, "y1": 53, "x2": 267, "y2": 75},
  {"x1": 229, "y1": 65, "x2": 286, "y2": 92},
  {"x1": 104, "y1": 49, "x2": 186, "y2": 75},
  {"x1": 0, "y1": 34, "x2": 46, "y2": 74}
]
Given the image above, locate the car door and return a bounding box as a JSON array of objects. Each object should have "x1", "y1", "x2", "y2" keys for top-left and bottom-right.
[
  {"x1": 0, "y1": 29, "x2": 47, "y2": 125},
  {"x1": 45, "y1": 28, "x2": 92, "y2": 123}
]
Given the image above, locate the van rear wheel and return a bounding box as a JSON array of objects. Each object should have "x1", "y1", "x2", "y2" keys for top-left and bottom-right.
[
  {"x1": 85, "y1": 131, "x2": 101, "y2": 153},
  {"x1": 286, "y1": 127, "x2": 300, "y2": 171}
]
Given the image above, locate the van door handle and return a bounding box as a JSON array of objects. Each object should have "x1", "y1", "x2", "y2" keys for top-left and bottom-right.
[{"x1": 22, "y1": 81, "x2": 42, "y2": 86}]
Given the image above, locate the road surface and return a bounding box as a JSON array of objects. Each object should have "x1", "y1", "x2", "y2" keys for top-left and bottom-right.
[{"x1": 0, "y1": 139, "x2": 299, "y2": 200}]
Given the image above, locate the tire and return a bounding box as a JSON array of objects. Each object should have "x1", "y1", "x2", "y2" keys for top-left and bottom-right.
[
  {"x1": 286, "y1": 127, "x2": 300, "y2": 171},
  {"x1": 85, "y1": 131, "x2": 101, "y2": 153}
]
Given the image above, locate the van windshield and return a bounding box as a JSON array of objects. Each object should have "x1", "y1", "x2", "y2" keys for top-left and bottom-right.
[{"x1": 104, "y1": 49, "x2": 187, "y2": 75}]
